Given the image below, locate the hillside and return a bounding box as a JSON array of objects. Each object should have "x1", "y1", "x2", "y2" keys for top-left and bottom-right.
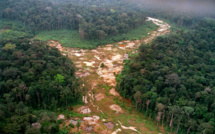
[
  {"x1": 117, "y1": 18, "x2": 215, "y2": 134},
  {"x1": 2, "y1": 0, "x2": 147, "y2": 41}
]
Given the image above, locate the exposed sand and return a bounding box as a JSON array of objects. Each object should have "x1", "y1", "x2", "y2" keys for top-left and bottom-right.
[
  {"x1": 95, "y1": 93, "x2": 105, "y2": 101},
  {"x1": 57, "y1": 114, "x2": 65, "y2": 120},
  {"x1": 77, "y1": 106, "x2": 91, "y2": 114},
  {"x1": 83, "y1": 95, "x2": 88, "y2": 104},
  {"x1": 75, "y1": 72, "x2": 90, "y2": 78},
  {"x1": 83, "y1": 116, "x2": 100, "y2": 125},
  {"x1": 126, "y1": 42, "x2": 135, "y2": 48},
  {"x1": 112, "y1": 54, "x2": 122, "y2": 61},
  {"x1": 69, "y1": 119, "x2": 78, "y2": 125},
  {"x1": 83, "y1": 61, "x2": 95, "y2": 67},
  {"x1": 73, "y1": 53, "x2": 82, "y2": 57},
  {"x1": 110, "y1": 88, "x2": 120, "y2": 97},
  {"x1": 47, "y1": 17, "x2": 170, "y2": 134},
  {"x1": 112, "y1": 128, "x2": 122, "y2": 134},
  {"x1": 118, "y1": 121, "x2": 141, "y2": 134},
  {"x1": 110, "y1": 104, "x2": 123, "y2": 113},
  {"x1": 103, "y1": 47, "x2": 112, "y2": 51},
  {"x1": 94, "y1": 55, "x2": 101, "y2": 60}
]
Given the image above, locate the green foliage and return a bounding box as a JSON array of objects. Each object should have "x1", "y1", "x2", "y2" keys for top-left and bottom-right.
[
  {"x1": 99, "y1": 112, "x2": 108, "y2": 120},
  {"x1": 25, "y1": 127, "x2": 41, "y2": 134},
  {"x1": 2, "y1": 0, "x2": 149, "y2": 41},
  {"x1": 117, "y1": 19, "x2": 215, "y2": 134},
  {"x1": 0, "y1": 39, "x2": 81, "y2": 109},
  {"x1": 57, "y1": 119, "x2": 64, "y2": 124},
  {"x1": 69, "y1": 123, "x2": 75, "y2": 128},
  {"x1": 110, "y1": 9, "x2": 115, "y2": 14},
  {"x1": 58, "y1": 126, "x2": 69, "y2": 134},
  {"x1": 3, "y1": 43, "x2": 16, "y2": 50},
  {"x1": 103, "y1": 85, "x2": 112, "y2": 91},
  {"x1": 0, "y1": 20, "x2": 33, "y2": 41},
  {"x1": 54, "y1": 74, "x2": 65, "y2": 85},
  {"x1": 101, "y1": 63, "x2": 105, "y2": 68},
  {"x1": 77, "y1": 120, "x2": 81, "y2": 128},
  {"x1": 0, "y1": 39, "x2": 80, "y2": 134},
  {"x1": 36, "y1": 21, "x2": 157, "y2": 49},
  {"x1": 62, "y1": 110, "x2": 85, "y2": 118},
  {"x1": 113, "y1": 97, "x2": 129, "y2": 110},
  {"x1": 2, "y1": 114, "x2": 30, "y2": 134}
]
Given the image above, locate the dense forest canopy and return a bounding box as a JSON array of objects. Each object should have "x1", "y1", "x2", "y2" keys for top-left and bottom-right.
[
  {"x1": 1, "y1": 0, "x2": 147, "y2": 40},
  {"x1": 0, "y1": 20, "x2": 34, "y2": 41},
  {"x1": 0, "y1": 39, "x2": 82, "y2": 133},
  {"x1": 117, "y1": 19, "x2": 215, "y2": 133},
  {"x1": 1, "y1": 0, "x2": 215, "y2": 133}
]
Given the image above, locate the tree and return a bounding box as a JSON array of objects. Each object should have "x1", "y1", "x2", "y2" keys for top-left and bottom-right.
[
  {"x1": 165, "y1": 73, "x2": 180, "y2": 87},
  {"x1": 3, "y1": 114, "x2": 30, "y2": 134},
  {"x1": 54, "y1": 74, "x2": 65, "y2": 85},
  {"x1": 156, "y1": 103, "x2": 165, "y2": 125},
  {"x1": 168, "y1": 105, "x2": 181, "y2": 128},
  {"x1": 4, "y1": 93, "x2": 14, "y2": 112},
  {"x1": 0, "y1": 104, "x2": 6, "y2": 119},
  {"x1": 3, "y1": 43, "x2": 16, "y2": 50},
  {"x1": 60, "y1": 88, "x2": 71, "y2": 106},
  {"x1": 110, "y1": 9, "x2": 115, "y2": 14},
  {"x1": 25, "y1": 127, "x2": 41, "y2": 134},
  {"x1": 198, "y1": 122, "x2": 214, "y2": 134},
  {"x1": 183, "y1": 106, "x2": 194, "y2": 118},
  {"x1": 156, "y1": 112, "x2": 162, "y2": 126},
  {"x1": 116, "y1": 16, "x2": 215, "y2": 134},
  {"x1": 186, "y1": 119, "x2": 197, "y2": 134},
  {"x1": 15, "y1": 102, "x2": 28, "y2": 115},
  {"x1": 0, "y1": 40, "x2": 80, "y2": 133},
  {"x1": 134, "y1": 91, "x2": 141, "y2": 110}
]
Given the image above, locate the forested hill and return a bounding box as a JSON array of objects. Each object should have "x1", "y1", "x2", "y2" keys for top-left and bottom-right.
[
  {"x1": 0, "y1": 40, "x2": 81, "y2": 133},
  {"x1": 117, "y1": 18, "x2": 215, "y2": 133},
  {"x1": 1, "y1": 0, "x2": 147, "y2": 40}
]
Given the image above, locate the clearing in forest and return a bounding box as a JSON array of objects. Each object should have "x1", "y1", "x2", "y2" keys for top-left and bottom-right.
[{"x1": 49, "y1": 17, "x2": 171, "y2": 134}]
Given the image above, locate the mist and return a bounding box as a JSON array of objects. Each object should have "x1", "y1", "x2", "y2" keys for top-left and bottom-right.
[
  {"x1": 51, "y1": 0, "x2": 215, "y2": 16},
  {"x1": 131, "y1": 0, "x2": 215, "y2": 16}
]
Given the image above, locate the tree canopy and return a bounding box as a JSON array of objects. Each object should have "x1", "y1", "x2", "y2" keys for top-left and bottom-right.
[
  {"x1": 0, "y1": 39, "x2": 81, "y2": 133},
  {"x1": 2, "y1": 0, "x2": 147, "y2": 40},
  {"x1": 117, "y1": 18, "x2": 215, "y2": 133}
]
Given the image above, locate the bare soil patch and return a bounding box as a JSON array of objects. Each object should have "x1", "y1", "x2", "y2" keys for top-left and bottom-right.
[
  {"x1": 77, "y1": 106, "x2": 91, "y2": 114},
  {"x1": 83, "y1": 115, "x2": 100, "y2": 125},
  {"x1": 109, "y1": 104, "x2": 123, "y2": 113},
  {"x1": 103, "y1": 122, "x2": 114, "y2": 129},
  {"x1": 57, "y1": 114, "x2": 65, "y2": 120},
  {"x1": 83, "y1": 61, "x2": 95, "y2": 67},
  {"x1": 110, "y1": 88, "x2": 120, "y2": 97},
  {"x1": 95, "y1": 93, "x2": 105, "y2": 101}
]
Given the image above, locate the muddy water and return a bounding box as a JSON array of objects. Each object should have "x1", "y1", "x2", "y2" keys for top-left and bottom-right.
[{"x1": 48, "y1": 17, "x2": 170, "y2": 134}]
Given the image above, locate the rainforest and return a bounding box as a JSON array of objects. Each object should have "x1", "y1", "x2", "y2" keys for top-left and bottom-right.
[{"x1": 0, "y1": 0, "x2": 215, "y2": 134}]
